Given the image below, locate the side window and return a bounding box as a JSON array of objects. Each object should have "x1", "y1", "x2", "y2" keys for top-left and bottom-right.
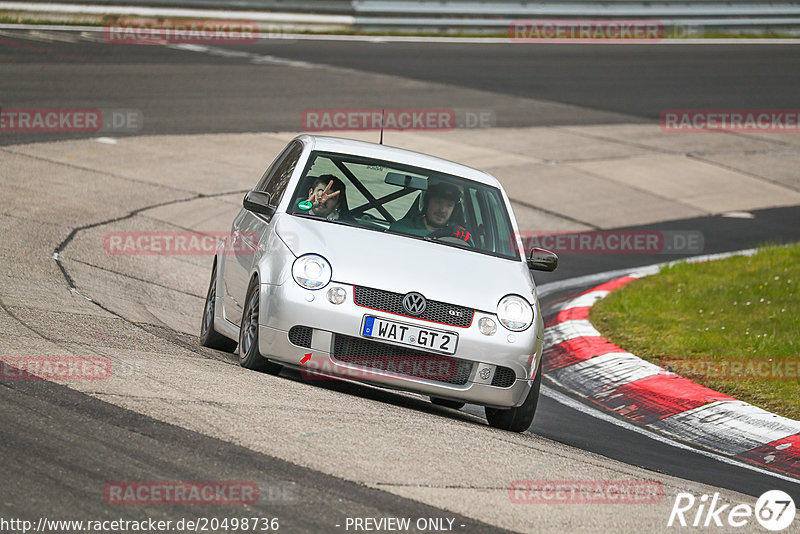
[
  {"x1": 255, "y1": 143, "x2": 292, "y2": 191},
  {"x1": 485, "y1": 192, "x2": 517, "y2": 256},
  {"x1": 258, "y1": 141, "x2": 303, "y2": 206}
]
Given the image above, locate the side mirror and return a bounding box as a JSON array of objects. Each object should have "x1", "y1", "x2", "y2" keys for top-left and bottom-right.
[
  {"x1": 243, "y1": 191, "x2": 276, "y2": 218},
  {"x1": 527, "y1": 247, "x2": 558, "y2": 272}
]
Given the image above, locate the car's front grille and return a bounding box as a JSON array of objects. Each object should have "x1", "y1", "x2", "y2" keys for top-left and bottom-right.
[
  {"x1": 353, "y1": 286, "x2": 474, "y2": 327},
  {"x1": 491, "y1": 367, "x2": 517, "y2": 388},
  {"x1": 331, "y1": 334, "x2": 473, "y2": 385},
  {"x1": 288, "y1": 326, "x2": 313, "y2": 348}
]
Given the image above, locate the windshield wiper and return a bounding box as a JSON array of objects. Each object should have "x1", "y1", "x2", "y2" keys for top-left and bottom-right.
[
  {"x1": 422, "y1": 234, "x2": 474, "y2": 252},
  {"x1": 291, "y1": 212, "x2": 381, "y2": 230}
]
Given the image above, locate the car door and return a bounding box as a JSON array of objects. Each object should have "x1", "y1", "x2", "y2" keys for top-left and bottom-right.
[{"x1": 223, "y1": 140, "x2": 303, "y2": 326}]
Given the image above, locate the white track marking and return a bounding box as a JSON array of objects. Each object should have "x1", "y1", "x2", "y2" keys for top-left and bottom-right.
[
  {"x1": 552, "y1": 289, "x2": 609, "y2": 311},
  {"x1": 549, "y1": 352, "x2": 663, "y2": 395},
  {"x1": 28, "y1": 29, "x2": 78, "y2": 42},
  {"x1": 0, "y1": 28, "x2": 77, "y2": 42},
  {"x1": 165, "y1": 43, "x2": 316, "y2": 68},
  {"x1": 721, "y1": 211, "x2": 756, "y2": 219},
  {"x1": 538, "y1": 248, "x2": 756, "y2": 297},
  {"x1": 651, "y1": 401, "x2": 800, "y2": 456},
  {"x1": 541, "y1": 384, "x2": 800, "y2": 485},
  {"x1": 542, "y1": 319, "x2": 600, "y2": 346}
]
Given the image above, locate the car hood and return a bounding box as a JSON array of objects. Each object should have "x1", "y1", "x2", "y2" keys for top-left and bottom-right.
[{"x1": 275, "y1": 215, "x2": 535, "y2": 312}]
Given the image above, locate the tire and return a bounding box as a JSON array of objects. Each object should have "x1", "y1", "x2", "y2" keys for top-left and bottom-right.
[
  {"x1": 430, "y1": 397, "x2": 466, "y2": 410},
  {"x1": 199, "y1": 262, "x2": 238, "y2": 352},
  {"x1": 485, "y1": 363, "x2": 542, "y2": 432},
  {"x1": 238, "y1": 276, "x2": 282, "y2": 375}
]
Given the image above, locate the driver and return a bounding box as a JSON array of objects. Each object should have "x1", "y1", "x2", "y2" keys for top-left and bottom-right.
[{"x1": 390, "y1": 182, "x2": 472, "y2": 243}]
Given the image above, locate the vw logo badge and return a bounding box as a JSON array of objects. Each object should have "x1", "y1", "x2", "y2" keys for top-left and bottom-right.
[
  {"x1": 480, "y1": 368, "x2": 491, "y2": 381},
  {"x1": 402, "y1": 292, "x2": 427, "y2": 316}
]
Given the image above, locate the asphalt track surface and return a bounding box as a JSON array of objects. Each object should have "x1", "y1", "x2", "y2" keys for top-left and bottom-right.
[
  {"x1": 1, "y1": 29, "x2": 800, "y2": 531},
  {"x1": 3, "y1": 377, "x2": 506, "y2": 533},
  {"x1": 1, "y1": 31, "x2": 799, "y2": 143}
]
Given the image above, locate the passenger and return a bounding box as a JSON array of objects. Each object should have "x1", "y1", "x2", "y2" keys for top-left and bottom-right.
[{"x1": 302, "y1": 175, "x2": 350, "y2": 220}]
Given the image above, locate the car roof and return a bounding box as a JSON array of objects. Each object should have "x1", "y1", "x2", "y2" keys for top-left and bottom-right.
[{"x1": 297, "y1": 134, "x2": 502, "y2": 188}]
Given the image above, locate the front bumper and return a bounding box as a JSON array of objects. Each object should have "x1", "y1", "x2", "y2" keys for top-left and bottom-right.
[{"x1": 257, "y1": 280, "x2": 543, "y2": 408}]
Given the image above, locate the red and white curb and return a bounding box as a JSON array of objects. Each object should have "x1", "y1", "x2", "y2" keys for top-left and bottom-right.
[{"x1": 543, "y1": 272, "x2": 800, "y2": 479}]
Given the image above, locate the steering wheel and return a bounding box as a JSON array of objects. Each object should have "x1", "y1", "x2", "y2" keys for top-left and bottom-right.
[
  {"x1": 426, "y1": 224, "x2": 457, "y2": 239},
  {"x1": 427, "y1": 224, "x2": 473, "y2": 247}
]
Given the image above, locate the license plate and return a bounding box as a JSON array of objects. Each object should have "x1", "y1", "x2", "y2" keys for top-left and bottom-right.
[{"x1": 361, "y1": 316, "x2": 458, "y2": 355}]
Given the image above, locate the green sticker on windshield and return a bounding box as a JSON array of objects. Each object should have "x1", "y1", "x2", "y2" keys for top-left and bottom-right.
[{"x1": 298, "y1": 200, "x2": 313, "y2": 210}]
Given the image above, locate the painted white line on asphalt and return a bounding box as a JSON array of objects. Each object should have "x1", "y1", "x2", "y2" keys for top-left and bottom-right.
[
  {"x1": 538, "y1": 266, "x2": 658, "y2": 298},
  {"x1": 721, "y1": 211, "x2": 756, "y2": 219},
  {"x1": 0, "y1": 28, "x2": 78, "y2": 42},
  {"x1": 541, "y1": 384, "x2": 800, "y2": 485},
  {"x1": 537, "y1": 248, "x2": 757, "y2": 297},
  {"x1": 552, "y1": 289, "x2": 609, "y2": 311},
  {"x1": 165, "y1": 43, "x2": 316, "y2": 68}
]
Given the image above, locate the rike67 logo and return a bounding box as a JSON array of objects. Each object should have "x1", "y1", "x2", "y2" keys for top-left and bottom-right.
[{"x1": 668, "y1": 490, "x2": 796, "y2": 531}]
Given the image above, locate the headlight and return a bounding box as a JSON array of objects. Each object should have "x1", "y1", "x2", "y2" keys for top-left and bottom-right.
[
  {"x1": 292, "y1": 254, "x2": 331, "y2": 290},
  {"x1": 496, "y1": 295, "x2": 533, "y2": 332}
]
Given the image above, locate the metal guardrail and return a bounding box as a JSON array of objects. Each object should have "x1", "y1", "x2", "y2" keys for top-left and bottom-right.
[
  {"x1": 360, "y1": 1, "x2": 800, "y2": 32},
  {"x1": 22, "y1": 0, "x2": 800, "y2": 12},
  {"x1": 352, "y1": 0, "x2": 800, "y2": 29},
  {"x1": 355, "y1": 0, "x2": 800, "y2": 14},
  {"x1": 13, "y1": 0, "x2": 800, "y2": 31},
  {"x1": 355, "y1": 16, "x2": 800, "y2": 26}
]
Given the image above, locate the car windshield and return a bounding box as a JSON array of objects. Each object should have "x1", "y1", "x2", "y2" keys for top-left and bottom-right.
[{"x1": 287, "y1": 150, "x2": 521, "y2": 260}]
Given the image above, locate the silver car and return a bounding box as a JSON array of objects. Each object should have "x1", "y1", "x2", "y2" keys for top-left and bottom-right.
[{"x1": 200, "y1": 135, "x2": 557, "y2": 432}]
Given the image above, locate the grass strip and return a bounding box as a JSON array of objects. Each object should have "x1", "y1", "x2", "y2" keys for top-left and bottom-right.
[{"x1": 591, "y1": 243, "x2": 800, "y2": 420}]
